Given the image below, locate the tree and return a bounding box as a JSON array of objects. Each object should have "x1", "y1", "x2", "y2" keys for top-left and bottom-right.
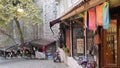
[{"x1": 0, "y1": 0, "x2": 41, "y2": 47}]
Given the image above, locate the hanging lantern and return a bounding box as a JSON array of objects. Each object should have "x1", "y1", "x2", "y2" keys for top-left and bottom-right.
[{"x1": 17, "y1": 8, "x2": 24, "y2": 15}]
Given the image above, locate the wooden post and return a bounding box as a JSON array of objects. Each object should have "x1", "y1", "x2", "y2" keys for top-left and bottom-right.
[{"x1": 117, "y1": 16, "x2": 120, "y2": 68}]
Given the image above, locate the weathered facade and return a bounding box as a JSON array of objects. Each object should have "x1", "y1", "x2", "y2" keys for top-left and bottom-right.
[
  {"x1": 56, "y1": 0, "x2": 83, "y2": 18},
  {"x1": 54, "y1": 0, "x2": 120, "y2": 68},
  {"x1": 42, "y1": 0, "x2": 59, "y2": 40},
  {"x1": 35, "y1": 0, "x2": 60, "y2": 40}
]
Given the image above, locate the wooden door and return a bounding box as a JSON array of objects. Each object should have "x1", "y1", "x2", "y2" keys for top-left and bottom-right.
[{"x1": 102, "y1": 20, "x2": 118, "y2": 68}]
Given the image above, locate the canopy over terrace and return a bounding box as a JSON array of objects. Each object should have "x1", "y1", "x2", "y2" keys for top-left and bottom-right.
[
  {"x1": 60, "y1": 0, "x2": 120, "y2": 20},
  {"x1": 49, "y1": 0, "x2": 120, "y2": 27},
  {"x1": 49, "y1": 0, "x2": 106, "y2": 27},
  {"x1": 29, "y1": 38, "x2": 56, "y2": 48}
]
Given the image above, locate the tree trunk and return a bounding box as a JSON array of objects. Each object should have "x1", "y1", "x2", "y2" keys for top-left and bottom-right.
[{"x1": 14, "y1": 17, "x2": 25, "y2": 47}]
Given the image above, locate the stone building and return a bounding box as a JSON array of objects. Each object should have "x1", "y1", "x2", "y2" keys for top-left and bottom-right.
[
  {"x1": 34, "y1": 0, "x2": 60, "y2": 40},
  {"x1": 42, "y1": 0, "x2": 59, "y2": 40}
]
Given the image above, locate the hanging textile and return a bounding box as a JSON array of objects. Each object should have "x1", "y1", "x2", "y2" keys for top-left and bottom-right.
[
  {"x1": 96, "y1": 4, "x2": 103, "y2": 26},
  {"x1": 88, "y1": 8, "x2": 96, "y2": 31},
  {"x1": 94, "y1": 31, "x2": 101, "y2": 45},
  {"x1": 84, "y1": 11, "x2": 87, "y2": 28},
  {"x1": 102, "y1": 2, "x2": 110, "y2": 29},
  {"x1": 79, "y1": 13, "x2": 84, "y2": 18}
]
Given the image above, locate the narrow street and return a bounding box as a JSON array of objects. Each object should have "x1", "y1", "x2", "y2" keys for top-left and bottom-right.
[
  {"x1": 0, "y1": 57, "x2": 67, "y2": 68},
  {"x1": 0, "y1": 0, "x2": 120, "y2": 68}
]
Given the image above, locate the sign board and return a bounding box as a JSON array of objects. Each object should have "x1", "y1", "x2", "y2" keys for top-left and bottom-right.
[{"x1": 77, "y1": 39, "x2": 84, "y2": 53}]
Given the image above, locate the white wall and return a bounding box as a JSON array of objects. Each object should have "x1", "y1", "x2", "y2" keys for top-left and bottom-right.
[
  {"x1": 42, "y1": 0, "x2": 60, "y2": 40},
  {"x1": 34, "y1": 0, "x2": 83, "y2": 40},
  {"x1": 57, "y1": 0, "x2": 83, "y2": 18}
]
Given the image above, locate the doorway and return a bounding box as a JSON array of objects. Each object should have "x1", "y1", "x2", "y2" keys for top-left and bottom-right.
[
  {"x1": 102, "y1": 20, "x2": 118, "y2": 68},
  {"x1": 106, "y1": 20, "x2": 117, "y2": 67}
]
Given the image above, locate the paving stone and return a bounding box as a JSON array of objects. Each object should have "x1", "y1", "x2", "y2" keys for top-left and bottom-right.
[{"x1": 0, "y1": 57, "x2": 67, "y2": 68}]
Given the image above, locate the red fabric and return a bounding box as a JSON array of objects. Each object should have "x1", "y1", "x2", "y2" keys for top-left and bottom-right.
[
  {"x1": 88, "y1": 8, "x2": 96, "y2": 30},
  {"x1": 96, "y1": 4, "x2": 103, "y2": 26},
  {"x1": 42, "y1": 46, "x2": 46, "y2": 52}
]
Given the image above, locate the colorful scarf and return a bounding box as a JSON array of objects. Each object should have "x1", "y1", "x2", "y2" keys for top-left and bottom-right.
[
  {"x1": 96, "y1": 4, "x2": 103, "y2": 26},
  {"x1": 102, "y1": 2, "x2": 110, "y2": 29},
  {"x1": 88, "y1": 8, "x2": 96, "y2": 30}
]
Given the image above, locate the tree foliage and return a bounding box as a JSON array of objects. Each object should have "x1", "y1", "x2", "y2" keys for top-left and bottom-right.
[
  {"x1": 0, "y1": 0, "x2": 41, "y2": 25},
  {"x1": 0, "y1": 0, "x2": 41, "y2": 45}
]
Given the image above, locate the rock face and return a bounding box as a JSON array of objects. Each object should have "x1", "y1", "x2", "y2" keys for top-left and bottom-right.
[
  {"x1": 42, "y1": 0, "x2": 59, "y2": 40},
  {"x1": 35, "y1": 0, "x2": 60, "y2": 40}
]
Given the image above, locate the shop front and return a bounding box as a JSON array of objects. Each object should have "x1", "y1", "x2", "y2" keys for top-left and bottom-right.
[
  {"x1": 100, "y1": 6, "x2": 120, "y2": 68},
  {"x1": 71, "y1": 19, "x2": 84, "y2": 58},
  {"x1": 49, "y1": 0, "x2": 120, "y2": 68}
]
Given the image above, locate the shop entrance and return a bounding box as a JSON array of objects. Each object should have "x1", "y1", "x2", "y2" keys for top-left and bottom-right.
[
  {"x1": 101, "y1": 6, "x2": 120, "y2": 67},
  {"x1": 102, "y1": 19, "x2": 118, "y2": 68},
  {"x1": 106, "y1": 20, "x2": 117, "y2": 67}
]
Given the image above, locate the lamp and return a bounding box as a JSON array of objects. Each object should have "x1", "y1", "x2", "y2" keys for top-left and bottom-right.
[
  {"x1": 17, "y1": 8, "x2": 24, "y2": 15},
  {"x1": 17, "y1": 8, "x2": 24, "y2": 13}
]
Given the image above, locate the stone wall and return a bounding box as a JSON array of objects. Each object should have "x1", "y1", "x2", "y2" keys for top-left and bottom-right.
[{"x1": 42, "y1": 0, "x2": 59, "y2": 40}]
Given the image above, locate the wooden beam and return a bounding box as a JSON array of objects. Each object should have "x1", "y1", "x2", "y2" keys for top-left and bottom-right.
[
  {"x1": 61, "y1": 21, "x2": 70, "y2": 26},
  {"x1": 110, "y1": 0, "x2": 120, "y2": 8},
  {"x1": 70, "y1": 17, "x2": 84, "y2": 26}
]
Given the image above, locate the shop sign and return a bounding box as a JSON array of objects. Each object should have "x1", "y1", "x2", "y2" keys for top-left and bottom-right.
[{"x1": 77, "y1": 38, "x2": 84, "y2": 54}]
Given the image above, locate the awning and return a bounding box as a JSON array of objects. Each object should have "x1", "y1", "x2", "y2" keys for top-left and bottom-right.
[
  {"x1": 49, "y1": 18, "x2": 61, "y2": 34},
  {"x1": 60, "y1": 0, "x2": 120, "y2": 20},
  {"x1": 60, "y1": 0, "x2": 106, "y2": 20},
  {"x1": 30, "y1": 38, "x2": 56, "y2": 47},
  {"x1": 49, "y1": 18, "x2": 61, "y2": 27}
]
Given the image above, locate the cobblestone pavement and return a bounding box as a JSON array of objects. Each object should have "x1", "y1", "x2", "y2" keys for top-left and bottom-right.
[{"x1": 0, "y1": 57, "x2": 68, "y2": 68}]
